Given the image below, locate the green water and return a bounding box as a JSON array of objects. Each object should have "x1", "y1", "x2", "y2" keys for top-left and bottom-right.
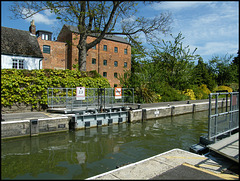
[{"x1": 1, "y1": 110, "x2": 209, "y2": 180}]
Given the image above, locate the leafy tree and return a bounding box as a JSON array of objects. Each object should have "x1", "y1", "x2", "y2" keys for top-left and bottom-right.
[
  {"x1": 208, "y1": 54, "x2": 235, "y2": 85},
  {"x1": 149, "y1": 32, "x2": 199, "y2": 91},
  {"x1": 193, "y1": 57, "x2": 216, "y2": 90},
  {"x1": 230, "y1": 51, "x2": 239, "y2": 83},
  {"x1": 119, "y1": 39, "x2": 152, "y2": 102},
  {"x1": 10, "y1": 1, "x2": 172, "y2": 71}
]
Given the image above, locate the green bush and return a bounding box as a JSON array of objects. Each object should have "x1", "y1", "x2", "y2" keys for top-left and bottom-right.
[
  {"x1": 192, "y1": 84, "x2": 211, "y2": 100},
  {"x1": 159, "y1": 84, "x2": 189, "y2": 102},
  {"x1": 213, "y1": 85, "x2": 233, "y2": 93},
  {"x1": 1, "y1": 69, "x2": 110, "y2": 109}
]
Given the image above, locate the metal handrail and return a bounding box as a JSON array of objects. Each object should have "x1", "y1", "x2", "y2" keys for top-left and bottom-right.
[
  {"x1": 208, "y1": 92, "x2": 239, "y2": 142},
  {"x1": 47, "y1": 87, "x2": 134, "y2": 111}
]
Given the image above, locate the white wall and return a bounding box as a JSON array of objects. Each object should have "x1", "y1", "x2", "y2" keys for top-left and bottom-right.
[{"x1": 1, "y1": 54, "x2": 42, "y2": 70}]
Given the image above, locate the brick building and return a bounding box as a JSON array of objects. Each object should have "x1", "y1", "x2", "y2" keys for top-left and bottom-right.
[
  {"x1": 57, "y1": 25, "x2": 131, "y2": 87},
  {"x1": 28, "y1": 21, "x2": 68, "y2": 70},
  {"x1": 31, "y1": 22, "x2": 131, "y2": 87}
]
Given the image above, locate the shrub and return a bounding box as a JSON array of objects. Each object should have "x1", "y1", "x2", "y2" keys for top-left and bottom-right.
[
  {"x1": 213, "y1": 85, "x2": 233, "y2": 93},
  {"x1": 160, "y1": 84, "x2": 189, "y2": 102},
  {"x1": 1, "y1": 69, "x2": 110, "y2": 109},
  {"x1": 182, "y1": 89, "x2": 196, "y2": 100},
  {"x1": 226, "y1": 83, "x2": 239, "y2": 92}
]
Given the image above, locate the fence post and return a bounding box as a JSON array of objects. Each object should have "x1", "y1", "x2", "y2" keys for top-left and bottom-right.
[
  {"x1": 229, "y1": 93, "x2": 233, "y2": 136},
  {"x1": 208, "y1": 93, "x2": 212, "y2": 141}
]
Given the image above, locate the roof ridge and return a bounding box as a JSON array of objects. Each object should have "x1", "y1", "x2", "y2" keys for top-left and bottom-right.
[{"x1": 63, "y1": 24, "x2": 130, "y2": 44}]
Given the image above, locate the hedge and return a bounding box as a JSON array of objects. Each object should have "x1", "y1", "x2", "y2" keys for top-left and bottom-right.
[{"x1": 1, "y1": 69, "x2": 110, "y2": 109}]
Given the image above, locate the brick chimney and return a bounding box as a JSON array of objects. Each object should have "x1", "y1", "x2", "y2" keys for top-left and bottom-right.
[{"x1": 29, "y1": 20, "x2": 36, "y2": 35}]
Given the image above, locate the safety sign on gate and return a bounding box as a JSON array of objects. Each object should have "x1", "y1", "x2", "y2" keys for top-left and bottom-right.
[
  {"x1": 76, "y1": 87, "x2": 85, "y2": 100},
  {"x1": 115, "y1": 87, "x2": 122, "y2": 99}
]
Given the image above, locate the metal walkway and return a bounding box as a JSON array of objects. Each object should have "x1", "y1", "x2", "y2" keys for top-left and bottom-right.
[{"x1": 208, "y1": 132, "x2": 239, "y2": 163}]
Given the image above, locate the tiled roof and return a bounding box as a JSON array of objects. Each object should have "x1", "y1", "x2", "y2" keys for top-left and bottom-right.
[
  {"x1": 64, "y1": 24, "x2": 130, "y2": 44},
  {"x1": 1, "y1": 26, "x2": 43, "y2": 58}
]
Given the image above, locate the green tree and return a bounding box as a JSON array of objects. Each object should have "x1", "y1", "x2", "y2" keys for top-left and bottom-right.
[
  {"x1": 150, "y1": 32, "x2": 199, "y2": 91},
  {"x1": 119, "y1": 39, "x2": 155, "y2": 103},
  {"x1": 10, "y1": 1, "x2": 172, "y2": 71},
  {"x1": 193, "y1": 57, "x2": 216, "y2": 90},
  {"x1": 230, "y1": 51, "x2": 239, "y2": 83},
  {"x1": 208, "y1": 54, "x2": 235, "y2": 85}
]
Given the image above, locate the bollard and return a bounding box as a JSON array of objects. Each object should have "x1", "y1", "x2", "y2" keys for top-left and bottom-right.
[
  {"x1": 192, "y1": 104, "x2": 196, "y2": 113},
  {"x1": 30, "y1": 119, "x2": 39, "y2": 136},
  {"x1": 171, "y1": 106, "x2": 175, "y2": 116},
  {"x1": 137, "y1": 104, "x2": 141, "y2": 109}
]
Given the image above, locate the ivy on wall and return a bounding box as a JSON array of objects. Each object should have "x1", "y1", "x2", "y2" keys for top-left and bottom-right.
[{"x1": 1, "y1": 69, "x2": 110, "y2": 109}]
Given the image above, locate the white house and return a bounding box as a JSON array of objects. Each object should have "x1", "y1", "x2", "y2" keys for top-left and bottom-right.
[{"x1": 1, "y1": 22, "x2": 43, "y2": 70}]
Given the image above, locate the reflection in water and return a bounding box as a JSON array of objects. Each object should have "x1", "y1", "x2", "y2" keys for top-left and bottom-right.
[{"x1": 1, "y1": 110, "x2": 209, "y2": 180}]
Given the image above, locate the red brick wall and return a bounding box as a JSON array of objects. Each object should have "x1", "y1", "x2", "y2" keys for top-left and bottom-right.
[
  {"x1": 71, "y1": 34, "x2": 131, "y2": 87},
  {"x1": 56, "y1": 26, "x2": 131, "y2": 87},
  {"x1": 37, "y1": 37, "x2": 67, "y2": 69}
]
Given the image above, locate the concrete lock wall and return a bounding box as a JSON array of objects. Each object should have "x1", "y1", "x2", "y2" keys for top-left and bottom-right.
[
  {"x1": 1, "y1": 120, "x2": 30, "y2": 139},
  {"x1": 1, "y1": 117, "x2": 70, "y2": 139},
  {"x1": 129, "y1": 100, "x2": 229, "y2": 122}
]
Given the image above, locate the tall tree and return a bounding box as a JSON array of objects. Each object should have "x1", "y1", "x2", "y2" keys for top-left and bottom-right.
[
  {"x1": 193, "y1": 57, "x2": 216, "y2": 90},
  {"x1": 208, "y1": 54, "x2": 234, "y2": 85},
  {"x1": 10, "y1": 1, "x2": 172, "y2": 71},
  {"x1": 231, "y1": 51, "x2": 239, "y2": 83},
  {"x1": 150, "y1": 32, "x2": 199, "y2": 90}
]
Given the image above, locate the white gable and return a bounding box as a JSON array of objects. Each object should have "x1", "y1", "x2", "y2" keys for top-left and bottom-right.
[{"x1": 1, "y1": 54, "x2": 42, "y2": 70}]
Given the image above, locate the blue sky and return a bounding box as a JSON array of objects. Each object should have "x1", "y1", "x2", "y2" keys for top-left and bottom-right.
[{"x1": 1, "y1": 1, "x2": 239, "y2": 63}]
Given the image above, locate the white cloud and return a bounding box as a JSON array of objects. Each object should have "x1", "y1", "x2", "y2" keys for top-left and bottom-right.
[
  {"x1": 151, "y1": 1, "x2": 210, "y2": 11},
  {"x1": 121, "y1": 15, "x2": 136, "y2": 24},
  {"x1": 24, "y1": 8, "x2": 57, "y2": 25},
  {"x1": 196, "y1": 42, "x2": 238, "y2": 59}
]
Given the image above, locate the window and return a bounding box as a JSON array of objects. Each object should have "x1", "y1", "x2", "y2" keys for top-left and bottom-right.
[
  {"x1": 114, "y1": 47, "x2": 118, "y2": 53},
  {"x1": 43, "y1": 45, "x2": 50, "y2": 54},
  {"x1": 92, "y1": 45, "x2": 96, "y2": 49},
  {"x1": 103, "y1": 72, "x2": 107, "y2": 77},
  {"x1": 124, "y1": 62, "x2": 127, "y2": 68},
  {"x1": 92, "y1": 58, "x2": 96, "y2": 64},
  {"x1": 103, "y1": 45, "x2": 107, "y2": 51},
  {"x1": 114, "y1": 84, "x2": 118, "y2": 87},
  {"x1": 12, "y1": 59, "x2": 24, "y2": 69},
  {"x1": 103, "y1": 60, "x2": 107, "y2": 66},
  {"x1": 114, "y1": 72, "x2": 118, "y2": 78},
  {"x1": 124, "y1": 49, "x2": 127, "y2": 54},
  {"x1": 41, "y1": 34, "x2": 49, "y2": 40},
  {"x1": 114, "y1": 61, "x2": 118, "y2": 67}
]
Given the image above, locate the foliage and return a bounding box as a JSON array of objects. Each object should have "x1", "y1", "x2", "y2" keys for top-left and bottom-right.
[
  {"x1": 160, "y1": 87, "x2": 189, "y2": 102},
  {"x1": 226, "y1": 83, "x2": 239, "y2": 92},
  {"x1": 230, "y1": 51, "x2": 239, "y2": 83},
  {"x1": 150, "y1": 33, "x2": 199, "y2": 91},
  {"x1": 207, "y1": 54, "x2": 235, "y2": 85},
  {"x1": 1, "y1": 69, "x2": 110, "y2": 109},
  {"x1": 192, "y1": 84, "x2": 211, "y2": 100},
  {"x1": 193, "y1": 57, "x2": 217, "y2": 91},
  {"x1": 213, "y1": 85, "x2": 233, "y2": 93},
  {"x1": 182, "y1": 89, "x2": 196, "y2": 100}
]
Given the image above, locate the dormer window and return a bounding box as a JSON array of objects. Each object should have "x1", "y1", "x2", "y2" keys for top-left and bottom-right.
[
  {"x1": 36, "y1": 30, "x2": 52, "y2": 41},
  {"x1": 41, "y1": 34, "x2": 49, "y2": 40}
]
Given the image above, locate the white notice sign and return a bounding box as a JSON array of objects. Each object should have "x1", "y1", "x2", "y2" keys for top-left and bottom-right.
[
  {"x1": 115, "y1": 87, "x2": 122, "y2": 99},
  {"x1": 76, "y1": 87, "x2": 85, "y2": 100}
]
